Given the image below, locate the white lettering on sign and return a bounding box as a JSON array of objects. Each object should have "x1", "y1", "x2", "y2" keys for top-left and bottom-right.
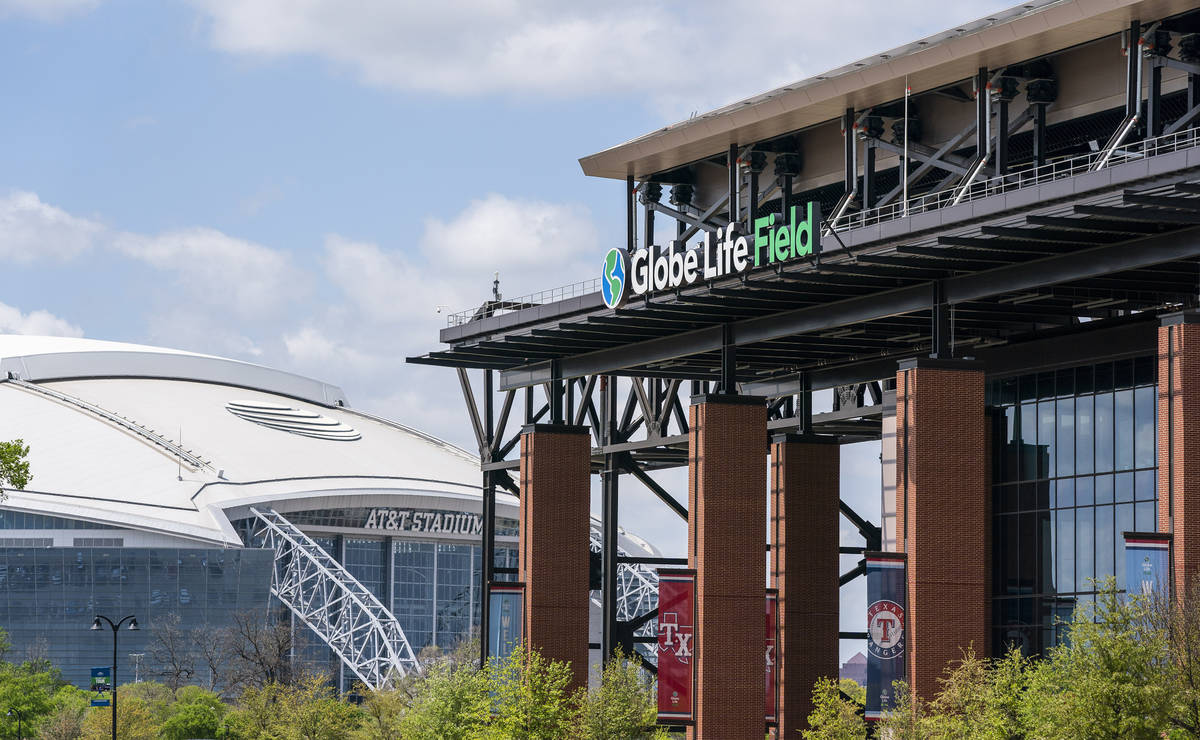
[{"x1": 362, "y1": 508, "x2": 483, "y2": 535}]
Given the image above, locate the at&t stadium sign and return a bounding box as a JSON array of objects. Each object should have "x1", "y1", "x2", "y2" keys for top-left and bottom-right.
[{"x1": 602, "y1": 202, "x2": 821, "y2": 309}]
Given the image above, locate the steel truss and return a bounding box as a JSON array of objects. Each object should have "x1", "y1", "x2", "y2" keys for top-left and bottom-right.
[
  {"x1": 456, "y1": 361, "x2": 888, "y2": 670},
  {"x1": 251, "y1": 508, "x2": 421, "y2": 689}
]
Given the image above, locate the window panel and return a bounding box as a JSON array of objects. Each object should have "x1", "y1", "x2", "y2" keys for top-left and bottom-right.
[
  {"x1": 1095, "y1": 393, "x2": 1114, "y2": 473},
  {"x1": 1057, "y1": 508, "x2": 1075, "y2": 593},
  {"x1": 1056, "y1": 398, "x2": 1074, "y2": 477},
  {"x1": 1115, "y1": 389, "x2": 1134, "y2": 471},
  {"x1": 1135, "y1": 386, "x2": 1155, "y2": 470},
  {"x1": 1096, "y1": 505, "x2": 1114, "y2": 582},
  {"x1": 1076, "y1": 395, "x2": 1094, "y2": 475}
]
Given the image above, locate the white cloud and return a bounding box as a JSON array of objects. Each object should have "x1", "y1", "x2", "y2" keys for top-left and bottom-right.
[
  {"x1": 189, "y1": 0, "x2": 1011, "y2": 114},
  {"x1": 0, "y1": 191, "x2": 102, "y2": 263},
  {"x1": 419, "y1": 193, "x2": 596, "y2": 276},
  {"x1": 0, "y1": 0, "x2": 99, "y2": 21},
  {"x1": 0, "y1": 301, "x2": 83, "y2": 337},
  {"x1": 112, "y1": 227, "x2": 305, "y2": 319}
]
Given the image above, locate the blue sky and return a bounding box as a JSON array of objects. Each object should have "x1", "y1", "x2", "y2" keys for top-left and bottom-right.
[{"x1": 0, "y1": 0, "x2": 1013, "y2": 661}]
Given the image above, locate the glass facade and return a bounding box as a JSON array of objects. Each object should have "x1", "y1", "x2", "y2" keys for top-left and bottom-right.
[
  {"x1": 989, "y1": 358, "x2": 1157, "y2": 657},
  {"x1": 0, "y1": 546, "x2": 272, "y2": 688}
]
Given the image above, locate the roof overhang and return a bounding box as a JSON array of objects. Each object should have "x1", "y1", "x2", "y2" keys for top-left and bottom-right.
[{"x1": 579, "y1": 0, "x2": 1198, "y2": 180}]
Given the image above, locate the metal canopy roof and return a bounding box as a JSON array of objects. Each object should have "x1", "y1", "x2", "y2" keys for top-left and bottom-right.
[{"x1": 412, "y1": 146, "x2": 1200, "y2": 391}]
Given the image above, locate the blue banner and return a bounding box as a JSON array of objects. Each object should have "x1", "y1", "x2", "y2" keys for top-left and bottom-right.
[
  {"x1": 487, "y1": 582, "x2": 524, "y2": 661},
  {"x1": 866, "y1": 552, "x2": 906, "y2": 722},
  {"x1": 1123, "y1": 532, "x2": 1170, "y2": 598}
]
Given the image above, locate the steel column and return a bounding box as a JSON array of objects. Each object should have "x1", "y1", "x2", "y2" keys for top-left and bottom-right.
[
  {"x1": 479, "y1": 369, "x2": 496, "y2": 666},
  {"x1": 862, "y1": 141, "x2": 876, "y2": 210},
  {"x1": 1033, "y1": 104, "x2": 1048, "y2": 167},
  {"x1": 728, "y1": 143, "x2": 739, "y2": 226},
  {"x1": 997, "y1": 98, "x2": 1010, "y2": 175},
  {"x1": 600, "y1": 376, "x2": 619, "y2": 663}
]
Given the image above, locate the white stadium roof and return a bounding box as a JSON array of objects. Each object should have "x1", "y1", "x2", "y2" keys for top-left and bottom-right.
[{"x1": 0, "y1": 335, "x2": 504, "y2": 546}]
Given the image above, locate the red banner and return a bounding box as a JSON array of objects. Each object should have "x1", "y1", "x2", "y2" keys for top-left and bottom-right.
[
  {"x1": 656, "y1": 569, "x2": 696, "y2": 724},
  {"x1": 766, "y1": 589, "x2": 778, "y2": 725}
]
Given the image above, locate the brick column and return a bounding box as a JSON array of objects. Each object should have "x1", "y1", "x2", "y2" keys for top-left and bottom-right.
[
  {"x1": 770, "y1": 434, "x2": 840, "y2": 736},
  {"x1": 688, "y1": 394, "x2": 767, "y2": 738},
  {"x1": 519, "y1": 424, "x2": 591, "y2": 692},
  {"x1": 895, "y1": 359, "x2": 988, "y2": 701},
  {"x1": 1159, "y1": 312, "x2": 1200, "y2": 601}
]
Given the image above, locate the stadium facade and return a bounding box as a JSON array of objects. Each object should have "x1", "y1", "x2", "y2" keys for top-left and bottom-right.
[
  {"x1": 410, "y1": 0, "x2": 1200, "y2": 735},
  {"x1": 0, "y1": 336, "x2": 659, "y2": 690}
]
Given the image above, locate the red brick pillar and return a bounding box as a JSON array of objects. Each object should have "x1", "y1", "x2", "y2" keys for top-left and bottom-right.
[
  {"x1": 1159, "y1": 312, "x2": 1200, "y2": 600},
  {"x1": 770, "y1": 434, "x2": 840, "y2": 736},
  {"x1": 895, "y1": 359, "x2": 988, "y2": 701},
  {"x1": 688, "y1": 394, "x2": 767, "y2": 738},
  {"x1": 519, "y1": 424, "x2": 591, "y2": 692}
]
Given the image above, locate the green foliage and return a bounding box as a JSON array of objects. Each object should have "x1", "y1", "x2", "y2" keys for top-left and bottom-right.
[
  {"x1": 161, "y1": 702, "x2": 222, "y2": 740},
  {"x1": 36, "y1": 685, "x2": 91, "y2": 740},
  {"x1": 1020, "y1": 579, "x2": 1172, "y2": 739},
  {"x1": 221, "y1": 674, "x2": 362, "y2": 740},
  {"x1": 486, "y1": 645, "x2": 576, "y2": 739},
  {"x1": 395, "y1": 657, "x2": 491, "y2": 740},
  {"x1": 802, "y1": 676, "x2": 867, "y2": 740},
  {"x1": 0, "y1": 439, "x2": 31, "y2": 492},
  {"x1": 573, "y1": 650, "x2": 664, "y2": 740},
  {"x1": 78, "y1": 694, "x2": 159, "y2": 740}
]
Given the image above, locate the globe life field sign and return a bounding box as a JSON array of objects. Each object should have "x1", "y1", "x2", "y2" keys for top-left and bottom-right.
[{"x1": 601, "y1": 202, "x2": 821, "y2": 309}]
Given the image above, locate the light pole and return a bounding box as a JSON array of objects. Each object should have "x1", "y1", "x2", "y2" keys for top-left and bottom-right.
[
  {"x1": 6, "y1": 708, "x2": 22, "y2": 740},
  {"x1": 91, "y1": 615, "x2": 138, "y2": 740}
]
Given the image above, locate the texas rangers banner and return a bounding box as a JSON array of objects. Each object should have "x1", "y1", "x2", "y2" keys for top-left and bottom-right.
[
  {"x1": 866, "y1": 552, "x2": 907, "y2": 722},
  {"x1": 487, "y1": 581, "x2": 524, "y2": 661},
  {"x1": 656, "y1": 569, "x2": 696, "y2": 724},
  {"x1": 1123, "y1": 532, "x2": 1170, "y2": 598},
  {"x1": 765, "y1": 589, "x2": 779, "y2": 726}
]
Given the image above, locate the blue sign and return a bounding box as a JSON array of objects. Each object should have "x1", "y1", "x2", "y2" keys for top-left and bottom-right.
[
  {"x1": 1123, "y1": 532, "x2": 1170, "y2": 598},
  {"x1": 487, "y1": 582, "x2": 524, "y2": 661},
  {"x1": 90, "y1": 699, "x2": 110, "y2": 707},
  {"x1": 90, "y1": 666, "x2": 111, "y2": 693},
  {"x1": 866, "y1": 552, "x2": 906, "y2": 722}
]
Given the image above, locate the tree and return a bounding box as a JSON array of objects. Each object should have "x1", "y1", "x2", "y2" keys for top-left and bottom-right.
[
  {"x1": 1020, "y1": 579, "x2": 1172, "y2": 739},
  {"x1": 149, "y1": 614, "x2": 196, "y2": 691},
  {"x1": 193, "y1": 624, "x2": 232, "y2": 696},
  {"x1": 78, "y1": 694, "x2": 159, "y2": 740},
  {"x1": 574, "y1": 650, "x2": 665, "y2": 740},
  {"x1": 486, "y1": 645, "x2": 575, "y2": 740},
  {"x1": 224, "y1": 611, "x2": 294, "y2": 692},
  {"x1": 35, "y1": 685, "x2": 90, "y2": 740},
  {"x1": 396, "y1": 658, "x2": 491, "y2": 740},
  {"x1": 0, "y1": 662, "x2": 63, "y2": 740},
  {"x1": 0, "y1": 439, "x2": 31, "y2": 498},
  {"x1": 160, "y1": 702, "x2": 222, "y2": 740},
  {"x1": 803, "y1": 677, "x2": 867, "y2": 740},
  {"x1": 288, "y1": 675, "x2": 363, "y2": 740}
]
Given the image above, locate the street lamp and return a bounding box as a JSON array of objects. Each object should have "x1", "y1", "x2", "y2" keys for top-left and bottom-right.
[
  {"x1": 6, "y1": 708, "x2": 22, "y2": 740},
  {"x1": 91, "y1": 615, "x2": 138, "y2": 740}
]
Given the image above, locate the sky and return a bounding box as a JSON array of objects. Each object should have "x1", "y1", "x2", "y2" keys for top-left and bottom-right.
[{"x1": 0, "y1": 0, "x2": 1015, "y2": 662}]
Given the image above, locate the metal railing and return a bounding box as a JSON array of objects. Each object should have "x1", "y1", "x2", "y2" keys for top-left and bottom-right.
[
  {"x1": 446, "y1": 278, "x2": 600, "y2": 327},
  {"x1": 831, "y1": 126, "x2": 1200, "y2": 232},
  {"x1": 252, "y1": 508, "x2": 421, "y2": 689},
  {"x1": 442, "y1": 126, "x2": 1200, "y2": 326}
]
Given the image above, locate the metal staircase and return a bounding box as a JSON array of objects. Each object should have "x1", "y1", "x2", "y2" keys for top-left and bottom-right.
[{"x1": 250, "y1": 508, "x2": 420, "y2": 688}]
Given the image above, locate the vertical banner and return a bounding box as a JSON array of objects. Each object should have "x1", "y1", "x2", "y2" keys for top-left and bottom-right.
[
  {"x1": 865, "y1": 552, "x2": 907, "y2": 722},
  {"x1": 89, "y1": 666, "x2": 111, "y2": 707},
  {"x1": 765, "y1": 589, "x2": 779, "y2": 727},
  {"x1": 656, "y1": 569, "x2": 696, "y2": 725},
  {"x1": 487, "y1": 582, "x2": 524, "y2": 661},
  {"x1": 1123, "y1": 532, "x2": 1170, "y2": 597}
]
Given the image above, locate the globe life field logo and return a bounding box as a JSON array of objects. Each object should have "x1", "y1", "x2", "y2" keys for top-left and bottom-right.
[
  {"x1": 600, "y1": 201, "x2": 821, "y2": 308},
  {"x1": 602, "y1": 247, "x2": 629, "y2": 309}
]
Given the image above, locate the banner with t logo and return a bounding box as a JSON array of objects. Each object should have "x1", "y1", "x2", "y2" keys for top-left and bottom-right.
[
  {"x1": 656, "y1": 569, "x2": 696, "y2": 724},
  {"x1": 765, "y1": 589, "x2": 778, "y2": 726},
  {"x1": 866, "y1": 552, "x2": 907, "y2": 722},
  {"x1": 1123, "y1": 532, "x2": 1170, "y2": 598}
]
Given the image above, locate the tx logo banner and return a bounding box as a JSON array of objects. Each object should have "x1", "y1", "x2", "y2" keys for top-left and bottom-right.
[{"x1": 656, "y1": 570, "x2": 696, "y2": 723}]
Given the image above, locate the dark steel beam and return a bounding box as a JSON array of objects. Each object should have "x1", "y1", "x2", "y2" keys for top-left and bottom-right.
[
  {"x1": 1024, "y1": 214, "x2": 1162, "y2": 234},
  {"x1": 499, "y1": 226, "x2": 1200, "y2": 386},
  {"x1": 1075, "y1": 205, "x2": 1200, "y2": 224}
]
